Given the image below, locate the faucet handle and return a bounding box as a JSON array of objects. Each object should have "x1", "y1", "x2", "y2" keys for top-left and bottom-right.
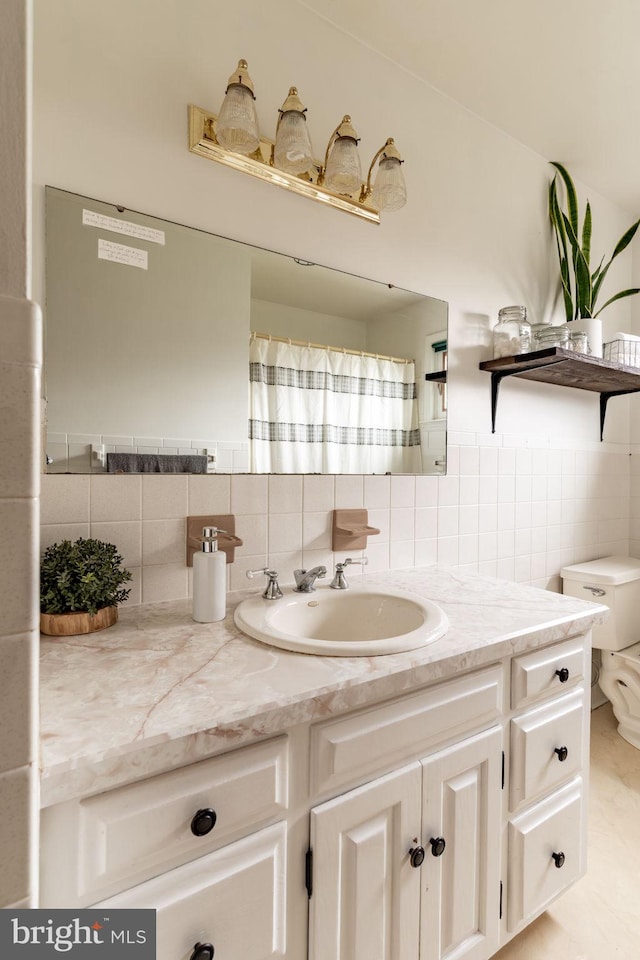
[
  {"x1": 246, "y1": 567, "x2": 283, "y2": 600},
  {"x1": 330, "y1": 556, "x2": 368, "y2": 589},
  {"x1": 337, "y1": 556, "x2": 368, "y2": 569}
]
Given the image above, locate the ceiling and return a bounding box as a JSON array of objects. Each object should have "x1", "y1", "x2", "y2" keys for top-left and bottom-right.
[{"x1": 301, "y1": 0, "x2": 640, "y2": 215}]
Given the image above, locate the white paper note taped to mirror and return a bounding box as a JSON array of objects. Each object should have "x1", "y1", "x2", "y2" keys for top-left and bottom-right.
[
  {"x1": 83, "y1": 208, "x2": 165, "y2": 244},
  {"x1": 98, "y1": 238, "x2": 148, "y2": 270}
]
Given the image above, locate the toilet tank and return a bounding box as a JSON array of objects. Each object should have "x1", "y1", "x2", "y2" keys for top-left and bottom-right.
[{"x1": 561, "y1": 556, "x2": 640, "y2": 651}]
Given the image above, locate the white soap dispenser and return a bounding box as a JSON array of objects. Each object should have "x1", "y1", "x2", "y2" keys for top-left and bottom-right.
[{"x1": 192, "y1": 526, "x2": 227, "y2": 623}]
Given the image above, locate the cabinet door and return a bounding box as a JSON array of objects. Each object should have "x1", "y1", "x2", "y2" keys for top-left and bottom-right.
[
  {"x1": 97, "y1": 822, "x2": 286, "y2": 960},
  {"x1": 420, "y1": 726, "x2": 502, "y2": 960},
  {"x1": 309, "y1": 762, "x2": 422, "y2": 960}
]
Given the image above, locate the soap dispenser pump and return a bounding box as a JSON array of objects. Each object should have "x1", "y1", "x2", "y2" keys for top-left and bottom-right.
[{"x1": 192, "y1": 526, "x2": 226, "y2": 623}]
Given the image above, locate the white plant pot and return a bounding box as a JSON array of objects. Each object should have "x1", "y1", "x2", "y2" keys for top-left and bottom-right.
[{"x1": 571, "y1": 317, "x2": 603, "y2": 357}]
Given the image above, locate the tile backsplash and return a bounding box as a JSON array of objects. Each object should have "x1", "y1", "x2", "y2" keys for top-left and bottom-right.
[
  {"x1": 45, "y1": 431, "x2": 249, "y2": 474},
  {"x1": 40, "y1": 440, "x2": 633, "y2": 607}
]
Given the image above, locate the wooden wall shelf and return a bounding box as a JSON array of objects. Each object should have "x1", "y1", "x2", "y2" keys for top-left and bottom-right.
[{"x1": 479, "y1": 347, "x2": 640, "y2": 440}]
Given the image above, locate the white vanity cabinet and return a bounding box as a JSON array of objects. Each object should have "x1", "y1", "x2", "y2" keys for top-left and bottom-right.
[
  {"x1": 39, "y1": 629, "x2": 592, "y2": 960},
  {"x1": 305, "y1": 636, "x2": 590, "y2": 960},
  {"x1": 309, "y1": 726, "x2": 503, "y2": 960},
  {"x1": 307, "y1": 667, "x2": 504, "y2": 960},
  {"x1": 506, "y1": 636, "x2": 590, "y2": 934}
]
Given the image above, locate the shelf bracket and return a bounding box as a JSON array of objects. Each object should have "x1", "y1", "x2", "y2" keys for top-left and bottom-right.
[
  {"x1": 488, "y1": 359, "x2": 563, "y2": 434},
  {"x1": 489, "y1": 372, "x2": 508, "y2": 434},
  {"x1": 600, "y1": 389, "x2": 640, "y2": 441},
  {"x1": 600, "y1": 394, "x2": 611, "y2": 442}
]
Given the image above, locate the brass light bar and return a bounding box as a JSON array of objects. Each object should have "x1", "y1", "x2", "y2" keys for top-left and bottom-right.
[{"x1": 188, "y1": 104, "x2": 381, "y2": 225}]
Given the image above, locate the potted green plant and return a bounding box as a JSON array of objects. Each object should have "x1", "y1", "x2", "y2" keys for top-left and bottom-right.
[
  {"x1": 548, "y1": 162, "x2": 640, "y2": 355},
  {"x1": 40, "y1": 537, "x2": 132, "y2": 636}
]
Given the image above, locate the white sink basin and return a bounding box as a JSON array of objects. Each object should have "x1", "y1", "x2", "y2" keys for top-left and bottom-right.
[{"x1": 234, "y1": 585, "x2": 448, "y2": 656}]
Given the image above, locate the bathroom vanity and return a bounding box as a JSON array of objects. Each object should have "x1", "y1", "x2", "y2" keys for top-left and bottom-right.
[{"x1": 39, "y1": 566, "x2": 606, "y2": 960}]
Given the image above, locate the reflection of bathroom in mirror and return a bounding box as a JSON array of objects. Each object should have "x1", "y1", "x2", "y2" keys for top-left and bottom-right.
[{"x1": 44, "y1": 186, "x2": 447, "y2": 476}]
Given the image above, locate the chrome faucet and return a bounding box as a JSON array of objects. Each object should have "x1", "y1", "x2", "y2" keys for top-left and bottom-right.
[
  {"x1": 293, "y1": 565, "x2": 327, "y2": 593},
  {"x1": 330, "y1": 557, "x2": 368, "y2": 589}
]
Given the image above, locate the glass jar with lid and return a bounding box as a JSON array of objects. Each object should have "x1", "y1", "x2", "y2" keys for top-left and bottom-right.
[
  {"x1": 533, "y1": 324, "x2": 569, "y2": 350},
  {"x1": 492, "y1": 305, "x2": 531, "y2": 358},
  {"x1": 567, "y1": 330, "x2": 589, "y2": 354},
  {"x1": 530, "y1": 321, "x2": 553, "y2": 342}
]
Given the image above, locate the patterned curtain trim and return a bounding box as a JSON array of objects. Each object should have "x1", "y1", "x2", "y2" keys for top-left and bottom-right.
[
  {"x1": 249, "y1": 420, "x2": 421, "y2": 447},
  {"x1": 249, "y1": 362, "x2": 416, "y2": 400}
]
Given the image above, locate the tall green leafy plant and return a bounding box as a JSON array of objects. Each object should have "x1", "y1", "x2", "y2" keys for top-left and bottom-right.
[{"x1": 548, "y1": 161, "x2": 640, "y2": 323}]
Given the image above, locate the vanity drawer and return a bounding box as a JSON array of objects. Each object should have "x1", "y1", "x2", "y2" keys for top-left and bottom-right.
[
  {"x1": 511, "y1": 636, "x2": 586, "y2": 710},
  {"x1": 507, "y1": 777, "x2": 585, "y2": 932},
  {"x1": 311, "y1": 665, "x2": 503, "y2": 797},
  {"x1": 40, "y1": 735, "x2": 289, "y2": 906},
  {"x1": 96, "y1": 821, "x2": 287, "y2": 960},
  {"x1": 510, "y1": 689, "x2": 584, "y2": 810}
]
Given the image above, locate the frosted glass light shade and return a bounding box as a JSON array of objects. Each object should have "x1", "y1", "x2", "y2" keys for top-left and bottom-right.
[
  {"x1": 372, "y1": 156, "x2": 407, "y2": 211},
  {"x1": 324, "y1": 137, "x2": 362, "y2": 195},
  {"x1": 274, "y1": 112, "x2": 314, "y2": 174},
  {"x1": 216, "y1": 83, "x2": 260, "y2": 155}
]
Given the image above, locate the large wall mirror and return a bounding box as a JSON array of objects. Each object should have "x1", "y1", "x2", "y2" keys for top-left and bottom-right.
[{"x1": 44, "y1": 187, "x2": 448, "y2": 476}]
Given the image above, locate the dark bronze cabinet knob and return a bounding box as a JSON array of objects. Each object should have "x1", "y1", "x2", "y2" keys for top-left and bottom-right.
[
  {"x1": 555, "y1": 667, "x2": 570, "y2": 683},
  {"x1": 190, "y1": 808, "x2": 217, "y2": 837},
  {"x1": 190, "y1": 943, "x2": 214, "y2": 960},
  {"x1": 409, "y1": 845, "x2": 425, "y2": 868},
  {"x1": 551, "y1": 851, "x2": 565, "y2": 869},
  {"x1": 429, "y1": 836, "x2": 446, "y2": 857},
  {"x1": 554, "y1": 746, "x2": 569, "y2": 762}
]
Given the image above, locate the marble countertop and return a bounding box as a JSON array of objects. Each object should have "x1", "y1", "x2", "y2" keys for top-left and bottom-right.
[{"x1": 39, "y1": 565, "x2": 607, "y2": 807}]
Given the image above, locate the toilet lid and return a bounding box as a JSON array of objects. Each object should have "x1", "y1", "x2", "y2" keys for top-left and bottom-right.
[{"x1": 561, "y1": 555, "x2": 640, "y2": 585}]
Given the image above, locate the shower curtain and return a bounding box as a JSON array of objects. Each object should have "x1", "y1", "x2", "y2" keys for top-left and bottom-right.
[{"x1": 249, "y1": 336, "x2": 421, "y2": 474}]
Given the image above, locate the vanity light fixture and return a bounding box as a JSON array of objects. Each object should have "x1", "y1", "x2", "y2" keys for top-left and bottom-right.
[
  {"x1": 364, "y1": 138, "x2": 407, "y2": 213},
  {"x1": 320, "y1": 116, "x2": 362, "y2": 195},
  {"x1": 188, "y1": 58, "x2": 407, "y2": 225},
  {"x1": 274, "y1": 86, "x2": 314, "y2": 176},
  {"x1": 214, "y1": 59, "x2": 260, "y2": 155}
]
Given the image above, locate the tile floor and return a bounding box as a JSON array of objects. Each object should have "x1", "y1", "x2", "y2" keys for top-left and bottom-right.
[{"x1": 495, "y1": 703, "x2": 640, "y2": 959}]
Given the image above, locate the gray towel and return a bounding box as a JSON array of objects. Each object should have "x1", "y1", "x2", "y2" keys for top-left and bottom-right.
[{"x1": 107, "y1": 453, "x2": 207, "y2": 474}]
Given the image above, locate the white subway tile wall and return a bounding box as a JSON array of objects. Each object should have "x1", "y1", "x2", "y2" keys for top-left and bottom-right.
[
  {"x1": 45, "y1": 433, "x2": 249, "y2": 474},
  {"x1": 39, "y1": 439, "x2": 634, "y2": 607}
]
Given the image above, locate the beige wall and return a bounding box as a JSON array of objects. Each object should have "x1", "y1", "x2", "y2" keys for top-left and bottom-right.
[
  {"x1": 251, "y1": 299, "x2": 368, "y2": 350},
  {"x1": 32, "y1": 0, "x2": 637, "y2": 445},
  {"x1": 32, "y1": 0, "x2": 637, "y2": 591}
]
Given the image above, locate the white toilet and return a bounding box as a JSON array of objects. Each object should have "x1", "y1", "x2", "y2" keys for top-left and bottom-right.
[{"x1": 561, "y1": 556, "x2": 640, "y2": 749}]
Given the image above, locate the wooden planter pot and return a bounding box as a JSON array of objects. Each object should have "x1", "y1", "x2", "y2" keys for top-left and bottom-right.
[{"x1": 40, "y1": 606, "x2": 118, "y2": 637}]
